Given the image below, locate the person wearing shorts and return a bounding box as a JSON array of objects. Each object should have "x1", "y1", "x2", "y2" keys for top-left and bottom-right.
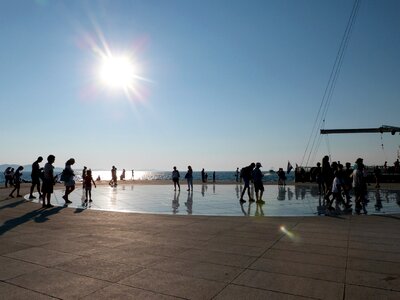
[
  {"x1": 41, "y1": 155, "x2": 56, "y2": 208},
  {"x1": 172, "y1": 166, "x2": 180, "y2": 191},
  {"x1": 252, "y1": 162, "x2": 265, "y2": 204}
]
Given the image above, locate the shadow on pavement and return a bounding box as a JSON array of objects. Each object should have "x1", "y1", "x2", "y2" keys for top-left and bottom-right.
[{"x1": 0, "y1": 205, "x2": 66, "y2": 235}]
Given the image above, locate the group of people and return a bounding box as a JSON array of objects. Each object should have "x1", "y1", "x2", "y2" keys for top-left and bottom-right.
[
  {"x1": 312, "y1": 155, "x2": 368, "y2": 215},
  {"x1": 171, "y1": 165, "x2": 194, "y2": 192},
  {"x1": 238, "y1": 162, "x2": 265, "y2": 204},
  {"x1": 4, "y1": 155, "x2": 97, "y2": 208},
  {"x1": 172, "y1": 166, "x2": 218, "y2": 192}
]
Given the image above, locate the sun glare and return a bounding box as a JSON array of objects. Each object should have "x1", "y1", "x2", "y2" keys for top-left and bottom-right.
[{"x1": 99, "y1": 55, "x2": 136, "y2": 89}]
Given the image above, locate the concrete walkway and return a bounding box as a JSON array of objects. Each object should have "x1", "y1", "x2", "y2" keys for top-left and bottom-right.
[{"x1": 1, "y1": 185, "x2": 400, "y2": 299}]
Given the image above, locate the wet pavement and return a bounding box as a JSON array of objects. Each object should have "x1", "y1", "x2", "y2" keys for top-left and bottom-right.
[
  {"x1": 26, "y1": 184, "x2": 400, "y2": 216},
  {"x1": 2, "y1": 184, "x2": 400, "y2": 299}
]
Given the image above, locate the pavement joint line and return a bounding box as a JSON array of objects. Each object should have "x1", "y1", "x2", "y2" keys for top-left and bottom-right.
[
  {"x1": 0, "y1": 279, "x2": 61, "y2": 299},
  {"x1": 211, "y1": 217, "x2": 304, "y2": 299},
  {"x1": 342, "y1": 213, "x2": 352, "y2": 300}
]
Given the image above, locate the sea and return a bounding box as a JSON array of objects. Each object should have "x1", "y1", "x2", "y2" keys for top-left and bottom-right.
[{"x1": 0, "y1": 169, "x2": 295, "y2": 184}]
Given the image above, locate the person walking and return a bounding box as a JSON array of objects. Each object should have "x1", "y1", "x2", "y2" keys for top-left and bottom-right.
[
  {"x1": 62, "y1": 158, "x2": 75, "y2": 204},
  {"x1": 252, "y1": 162, "x2": 265, "y2": 204},
  {"x1": 185, "y1": 165, "x2": 193, "y2": 191},
  {"x1": 29, "y1": 156, "x2": 43, "y2": 199},
  {"x1": 4, "y1": 167, "x2": 12, "y2": 188},
  {"x1": 240, "y1": 162, "x2": 255, "y2": 203},
  {"x1": 41, "y1": 155, "x2": 56, "y2": 208},
  {"x1": 109, "y1": 166, "x2": 117, "y2": 187},
  {"x1": 172, "y1": 166, "x2": 180, "y2": 191},
  {"x1": 235, "y1": 167, "x2": 240, "y2": 182},
  {"x1": 9, "y1": 166, "x2": 24, "y2": 198}
]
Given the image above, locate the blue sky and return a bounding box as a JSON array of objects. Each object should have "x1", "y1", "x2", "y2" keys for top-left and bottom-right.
[{"x1": 1, "y1": 0, "x2": 399, "y2": 171}]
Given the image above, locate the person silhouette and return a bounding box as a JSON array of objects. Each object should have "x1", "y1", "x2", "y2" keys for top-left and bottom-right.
[
  {"x1": 240, "y1": 163, "x2": 255, "y2": 203},
  {"x1": 81, "y1": 166, "x2": 87, "y2": 190},
  {"x1": 172, "y1": 166, "x2": 180, "y2": 191},
  {"x1": 84, "y1": 169, "x2": 96, "y2": 202},
  {"x1": 120, "y1": 169, "x2": 126, "y2": 180},
  {"x1": 252, "y1": 162, "x2": 265, "y2": 204},
  {"x1": 62, "y1": 158, "x2": 75, "y2": 204},
  {"x1": 185, "y1": 166, "x2": 193, "y2": 191},
  {"x1": 29, "y1": 156, "x2": 43, "y2": 199},
  {"x1": 9, "y1": 166, "x2": 24, "y2": 198},
  {"x1": 41, "y1": 155, "x2": 56, "y2": 208},
  {"x1": 4, "y1": 167, "x2": 12, "y2": 188},
  {"x1": 109, "y1": 166, "x2": 117, "y2": 187}
]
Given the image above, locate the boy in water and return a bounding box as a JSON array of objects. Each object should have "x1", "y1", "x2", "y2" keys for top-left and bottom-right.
[{"x1": 84, "y1": 169, "x2": 96, "y2": 202}]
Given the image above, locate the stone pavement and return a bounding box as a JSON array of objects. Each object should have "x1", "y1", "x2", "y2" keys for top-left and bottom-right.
[{"x1": 1, "y1": 186, "x2": 400, "y2": 299}]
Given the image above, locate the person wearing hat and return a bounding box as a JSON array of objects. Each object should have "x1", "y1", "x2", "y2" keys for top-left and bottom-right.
[
  {"x1": 239, "y1": 162, "x2": 255, "y2": 203},
  {"x1": 252, "y1": 162, "x2": 265, "y2": 204}
]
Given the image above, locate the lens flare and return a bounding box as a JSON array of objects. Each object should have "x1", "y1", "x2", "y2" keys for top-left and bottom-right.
[{"x1": 280, "y1": 225, "x2": 295, "y2": 239}]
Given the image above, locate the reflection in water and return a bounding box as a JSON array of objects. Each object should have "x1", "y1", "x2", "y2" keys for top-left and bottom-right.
[
  {"x1": 317, "y1": 195, "x2": 325, "y2": 215},
  {"x1": 237, "y1": 185, "x2": 400, "y2": 217},
  {"x1": 255, "y1": 202, "x2": 264, "y2": 216},
  {"x1": 375, "y1": 190, "x2": 382, "y2": 212},
  {"x1": 185, "y1": 191, "x2": 193, "y2": 214},
  {"x1": 110, "y1": 188, "x2": 117, "y2": 207},
  {"x1": 213, "y1": 184, "x2": 216, "y2": 194},
  {"x1": 277, "y1": 187, "x2": 286, "y2": 201},
  {"x1": 240, "y1": 201, "x2": 247, "y2": 216},
  {"x1": 235, "y1": 184, "x2": 240, "y2": 199},
  {"x1": 247, "y1": 201, "x2": 253, "y2": 216},
  {"x1": 287, "y1": 187, "x2": 294, "y2": 200},
  {"x1": 44, "y1": 184, "x2": 400, "y2": 217},
  {"x1": 172, "y1": 191, "x2": 180, "y2": 214},
  {"x1": 201, "y1": 184, "x2": 208, "y2": 197}
]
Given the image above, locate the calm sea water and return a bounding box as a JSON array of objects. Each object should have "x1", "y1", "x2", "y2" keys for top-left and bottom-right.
[{"x1": 0, "y1": 170, "x2": 295, "y2": 183}]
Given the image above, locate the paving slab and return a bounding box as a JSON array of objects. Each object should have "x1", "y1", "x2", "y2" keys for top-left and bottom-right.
[
  {"x1": 346, "y1": 269, "x2": 400, "y2": 291},
  {"x1": 81, "y1": 283, "x2": 180, "y2": 299},
  {"x1": 249, "y1": 257, "x2": 345, "y2": 282},
  {"x1": 147, "y1": 257, "x2": 243, "y2": 282},
  {"x1": 0, "y1": 256, "x2": 45, "y2": 281},
  {"x1": 262, "y1": 248, "x2": 348, "y2": 268},
  {"x1": 0, "y1": 282, "x2": 54, "y2": 300},
  {"x1": 234, "y1": 269, "x2": 344, "y2": 300},
  {"x1": 344, "y1": 284, "x2": 400, "y2": 300},
  {"x1": 214, "y1": 284, "x2": 313, "y2": 300},
  {"x1": 6, "y1": 267, "x2": 110, "y2": 299},
  {"x1": 4, "y1": 246, "x2": 80, "y2": 267},
  {"x1": 55, "y1": 256, "x2": 143, "y2": 282},
  {"x1": 119, "y1": 268, "x2": 226, "y2": 299}
]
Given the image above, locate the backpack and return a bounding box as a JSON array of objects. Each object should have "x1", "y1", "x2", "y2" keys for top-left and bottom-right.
[{"x1": 60, "y1": 170, "x2": 67, "y2": 182}]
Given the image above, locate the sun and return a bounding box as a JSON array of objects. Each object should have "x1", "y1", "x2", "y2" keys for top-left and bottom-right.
[{"x1": 99, "y1": 55, "x2": 137, "y2": 89}]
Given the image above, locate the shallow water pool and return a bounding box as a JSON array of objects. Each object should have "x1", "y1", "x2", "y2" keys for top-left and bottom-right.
[{"x1": 26, "y1": 184, "x2": 400, "y2": 217}]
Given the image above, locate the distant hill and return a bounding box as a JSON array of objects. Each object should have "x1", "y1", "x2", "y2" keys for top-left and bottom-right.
[{"x1": 0, "y1": 164, "x2": 63, "y2": 173}]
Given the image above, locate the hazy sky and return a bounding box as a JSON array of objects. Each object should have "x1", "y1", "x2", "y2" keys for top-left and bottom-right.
[{"x1": 1, "y1": 0, "x2": 399, "y2": 171}]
